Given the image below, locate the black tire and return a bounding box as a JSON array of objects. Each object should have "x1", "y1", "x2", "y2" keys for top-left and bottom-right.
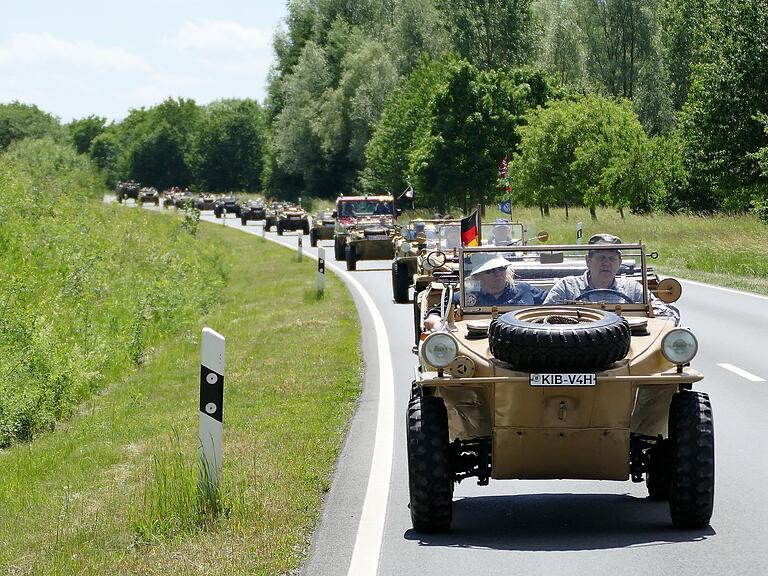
[
  {"x1": 646, "y1": 439, "x2": 670, "y2": 500},
  {"x1": 154, "y1": 198, "x2": 159, "y2": 206},
  {"x1": 393, "y1": 261, "x2": 410, "y2": 303},
  {"x1": 345, "y1": 245, "x2": 357, "y2": 271},
  {"x1": 214, "y1": 211, "x2": 221, "y2": 218},
  {"x1": 334, "y1": 236, "x2": 345, "y2": 261},
  {"x1": 302, "y1": 222, "x2": 310, "y2": 235},
  {"x1": 488, "y1": 308, "x2": 630, "y2": 372},
  {"x1": 241, "y1": 217, "x2": 247, "y2": 226},
  {"x1": 668, "y1": 391, "x2": 714, "y2": 529},
  {"x1": 407, "y1": 394, "x2": 453, "y2": 532},
  {"x1": 277, "y1": 222, "x2": 284, "y2": 236},
  {"x1": 310, "y1": 229, "x2": 318, "y2": 247}
]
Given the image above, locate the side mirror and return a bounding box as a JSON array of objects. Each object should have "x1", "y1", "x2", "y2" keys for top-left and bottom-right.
[
  {"x1": 653, "y1": 278, "x2": 682, "y2": 303},
  {"x1": 332, "y1": 211, "x2": 338, "y2": 218}
]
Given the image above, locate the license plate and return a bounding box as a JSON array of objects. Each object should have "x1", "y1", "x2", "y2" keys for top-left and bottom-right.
[
  {"x1": 529, "y1": 373, "x2": 597, "y2": 387},
  {"x1": 367, "y1": 235, "x2": 388, "y2": 240}
]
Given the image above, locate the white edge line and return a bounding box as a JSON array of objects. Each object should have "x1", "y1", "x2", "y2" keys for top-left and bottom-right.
[
  {"x1": 679, "y1": 278, "x2": 768, "y2": 301},
  {"x1": 212, "y1": 220, "x2": 393, "y2": 576},
  {"x1": 717, "y1": 363, "x2": 766, "y2": 382}
]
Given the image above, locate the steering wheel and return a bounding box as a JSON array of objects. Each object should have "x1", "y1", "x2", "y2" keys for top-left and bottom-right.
[
  {"x1": 574, "y1": 288, "x2": 635, "y2": 303},
  {"x1": 425, "y1": 250, "x2": 447, "y2": 269}
]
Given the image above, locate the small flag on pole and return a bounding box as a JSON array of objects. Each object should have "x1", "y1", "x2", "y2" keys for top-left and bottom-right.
[
  {"x1": 460, "y1": 210, "x2": 480, "y2": 246},
  {"x1": 498, "y1": 199, "x2": 512, "y2": 214}
]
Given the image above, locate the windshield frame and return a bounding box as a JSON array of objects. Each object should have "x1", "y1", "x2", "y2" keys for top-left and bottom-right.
[{"x1": 458, "y1": 243, "x2": 650, "y2": 315}]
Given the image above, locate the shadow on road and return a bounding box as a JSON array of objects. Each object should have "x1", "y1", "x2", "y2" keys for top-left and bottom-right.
[{"x1": 404, "y1": 493, "x2": 715, "y2": 551}]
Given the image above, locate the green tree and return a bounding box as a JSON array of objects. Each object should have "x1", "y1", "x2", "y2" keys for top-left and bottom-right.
[
  {"x1": 680, "y1": 0, "x2": 768, "y2": 211},
  {"x1": 436, "y1": 0, "x2": 535, "y2": 70},
  {"x1": 0, "y1": 102, "x2": 61, "y2": 151},
  {"x1": 88, "y1": 131, "x2": 121, "y2": 187},
  {"x1": 575, "y1": 0, "x2": 656, "y2": 99},
  {"x1": 273, "y1": 41, "x2": 334, "y2": 195},
  {"x1": 511, "y1": 95, "x2": 677, "y2": 215},
  {"x1": 67, "y1": 115, "x2": 107, "y2": 155},
  {"x1": 532, "y1": 0, "x2": 586, "y2": 87},
  {"x1": 409, "y1": 61, "x2": 555, "y2": 212},
  {"x1": 659, "y1": 0, "x2": 706, "y2": 110},
  {"x1": 361, "y1": 57, "x2": 450, "y2": 195},
  {"x1": 127, "y1": 123, "x2": 192, "y2": 189},
  {"x1": 317, "y1": 40, "x2": 399, "y2": 168},
  {"x1": 191, "y1": 99, "x2": 266, "y2": 192}
]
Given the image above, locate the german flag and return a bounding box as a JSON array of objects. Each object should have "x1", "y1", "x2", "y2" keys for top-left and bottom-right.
[{"x1": 460, "y1": 210, "x2": 479, "y2": 246}]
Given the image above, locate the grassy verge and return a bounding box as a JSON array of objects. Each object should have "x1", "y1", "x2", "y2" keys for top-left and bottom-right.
[
  {"x1": 408, "y1": 205, "x2": 768, "y2": 296},
  {"x1": 0, "y1": 221, "x2": 361, "y2": 575}
]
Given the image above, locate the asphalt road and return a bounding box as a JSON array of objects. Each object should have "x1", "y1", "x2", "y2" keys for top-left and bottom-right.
[{"x1": 151, "y1": 204, "x2": 768, "y2": 576}]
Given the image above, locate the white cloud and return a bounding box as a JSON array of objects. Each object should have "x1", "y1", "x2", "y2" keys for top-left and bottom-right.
[
  {"x1": 0, "y1": 32, "x2": 148, "y2": 71},
  {"x1": 174, "y1": 19, "x2": 272, "y2": 52}
]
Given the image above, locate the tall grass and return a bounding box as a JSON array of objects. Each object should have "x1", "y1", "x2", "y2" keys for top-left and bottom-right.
[
  {"x1": 0, "y1": 138, "x2": 229, "y2": 446},
  {"x1": 0, "y1": 220, "x2": 360, "y2": 575}
]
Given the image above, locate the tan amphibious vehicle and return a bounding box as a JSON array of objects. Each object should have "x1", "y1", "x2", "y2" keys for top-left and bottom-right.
[{"x1": 409, "y1": 241, "x2": 713, "y2": 533}]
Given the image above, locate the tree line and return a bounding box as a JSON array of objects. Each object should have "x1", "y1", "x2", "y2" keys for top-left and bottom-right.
[{"x1": 1, "y1": 0, "x2": 766, "y2": 220}]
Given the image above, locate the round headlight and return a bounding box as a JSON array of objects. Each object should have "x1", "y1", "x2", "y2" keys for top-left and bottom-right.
[
  {"x1": 400, "y1": 241, "x2": 412, "y2": 254},
  {"x1": 661, "y1": 328, "x2": 698, "y2": 365},
  {"x1": 421, "y1": 332, "x2": 459, "y2": 369}
]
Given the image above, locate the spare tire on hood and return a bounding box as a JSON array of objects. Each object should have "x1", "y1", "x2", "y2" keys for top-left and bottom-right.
[{"x1": 488, "y1": 307, "x2": 631, "y2": 372}]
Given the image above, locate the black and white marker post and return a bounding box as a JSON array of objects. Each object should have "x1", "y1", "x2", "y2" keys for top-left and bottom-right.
[
  {"x1": 297, "y1": 236, "x2": 303, "y2": 261},
  {"x1": 576, "y1": 221, "x2": 583, "y2": 245},
  {"x1": 199, "y1": 327, "x2": 225, "y2": 488},
  {"x1": 317, "y1": 247, "x2": 325, "y2": 297}
]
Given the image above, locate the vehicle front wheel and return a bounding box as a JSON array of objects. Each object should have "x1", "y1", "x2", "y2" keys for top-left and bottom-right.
[
  {"x1": 393, "y1": 260, "x2": 410, "y2": 303},
  {"x1": 334, "y1": 236, "x2": 345, "y2": 261},
  {"x1": 302, "y1": 222, "x2": 310, "y2": 235},
  {"x1": 407, "y1": 394, "x2": 453, "y2": 532},
  {"x1": 310, "y1": 229, "x2": 318, "y2": 247},
  {"x1": 345, "y1": 245, "x2": 357, "y2": 271},
  {"x1": 668, "y1": 390, "x2": 714, "y2": 529},
  {"x1": 277, "y1": 222, "x2": 284, "y2": 236}
]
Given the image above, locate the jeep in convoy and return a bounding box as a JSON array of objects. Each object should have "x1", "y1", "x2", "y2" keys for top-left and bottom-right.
[
  {"x1": 332, "y1": 195, "x2": 398, "y2": 263},
  {"x1": 137, "y1": 186, "x2": 159, "y2": 206},
  {"x1": 276, "y1": 204, "x2": 310, "y2": 235},
  {"x1": 116, "y1": 181, "x2": 140, "y2": 203},
  {"x1": 194, "y1": 193, "x2": 216, "y2": 211},
  {"x1": 173, "y1": 190, "x2": 195, "y2": 209},
  {"x1": 408, "y1": 241, "x2": 712, "y2": 533},
  {"x1": 264, "y1": 202, "x2": 285, "y2": 231},
  {"x1": 240, "y1": 199, "x2": 267, "y2": 225},
  {"x1": 391, "y1": 219, "x2": 462, "y2": 304},
  {"x1": 309, "y1": 210, "x2": 336, "y2": 246},
  {"x1": 213, "y1": 196, "x2": 241, "y2": 218}
]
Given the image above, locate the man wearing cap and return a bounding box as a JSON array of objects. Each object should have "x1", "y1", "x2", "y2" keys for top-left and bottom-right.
[{"x1": 543, "y1": 233, "x2": 680, "y2": 323}]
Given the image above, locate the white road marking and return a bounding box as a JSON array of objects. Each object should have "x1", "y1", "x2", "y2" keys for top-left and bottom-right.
[
  {"x1": 217, "y1": 219, "x2": 393, "y2": 576},
  {"x1": 679, "y1": 278, "x2": 768, "y2": 301},
  {"x1": 717, "y1": 363, "x2": 766, "y2": 382}
]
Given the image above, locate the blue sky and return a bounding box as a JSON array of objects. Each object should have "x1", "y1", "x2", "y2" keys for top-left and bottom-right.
[{"x1": 0, "y1": 0, "x2": 288, "y2": 122}]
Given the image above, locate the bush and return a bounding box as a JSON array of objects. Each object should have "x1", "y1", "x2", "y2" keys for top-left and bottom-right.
[{"x1": 0, "y1": 139, "x2": 230, "y2": 446}]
